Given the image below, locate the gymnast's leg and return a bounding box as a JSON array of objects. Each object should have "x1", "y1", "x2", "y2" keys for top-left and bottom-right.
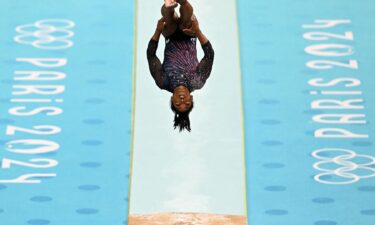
[
  {"x1": 161, "y1": 1, "x2": 179, "y2": 37},
  {"x1": 178, "y1": 0, "x2": 194, "y2": 31}
]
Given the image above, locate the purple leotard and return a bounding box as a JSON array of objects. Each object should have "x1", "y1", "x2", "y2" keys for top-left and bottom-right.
[{"x1": 147, "y1": 28, "x2": 214, "y2": 93}]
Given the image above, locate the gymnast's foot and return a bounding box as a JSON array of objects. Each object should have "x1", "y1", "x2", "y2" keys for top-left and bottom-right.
[{"x1": 164, "y1": 0, "x2": 178, "y2": 8}]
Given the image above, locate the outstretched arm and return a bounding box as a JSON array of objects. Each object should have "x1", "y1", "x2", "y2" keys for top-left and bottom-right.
[{"x1": 147, "y1": 18, "x2": 166, "y2": 89}]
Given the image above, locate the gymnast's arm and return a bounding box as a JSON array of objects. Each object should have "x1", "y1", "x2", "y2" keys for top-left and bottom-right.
[
  {"x1": 196, "y1": 31, "x2": 214, "y2": 84},
  {"x1": 147, "y1": 19, "x2": 167, "y2": 89},
  {"x1": 183, "y1": 17, "x2": 215, "y2": 85}
]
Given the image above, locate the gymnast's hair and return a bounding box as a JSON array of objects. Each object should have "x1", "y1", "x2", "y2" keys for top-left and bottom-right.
[{"x1": 170, "y1": 100, "x2": 194, "y2": 132}]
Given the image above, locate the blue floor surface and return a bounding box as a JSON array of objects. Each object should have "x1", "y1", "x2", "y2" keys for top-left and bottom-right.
[
  {"x1": 238, "y1": 0, "x2": 375, "y2": 225},
  {"x1": 0, "y1": 1, "x2": 134, "y2": 224}
]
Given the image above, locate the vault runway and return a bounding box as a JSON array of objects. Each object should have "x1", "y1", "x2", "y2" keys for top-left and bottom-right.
[
  {"x1": 0, "y1": 0, "x2": 375, "y2": 225},
  {"x1": 129, "y1": 0, "x2": 246, "y2": 217}
]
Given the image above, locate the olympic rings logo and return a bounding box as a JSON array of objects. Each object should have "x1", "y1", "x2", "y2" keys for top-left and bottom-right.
[
  {"x1": 312, "y1": 148, "x2": 375, "y2": 185},
  {"x1": 14, "y1": 19, "x2": 75, "y2": 50}
]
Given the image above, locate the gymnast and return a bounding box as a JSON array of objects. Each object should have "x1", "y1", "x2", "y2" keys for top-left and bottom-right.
[{"x1": 147, "y1": 0, "x2": 214, "y2": 132}]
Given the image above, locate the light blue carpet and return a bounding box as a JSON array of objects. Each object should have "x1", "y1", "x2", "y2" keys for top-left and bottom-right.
[
  {"x1": 238, "y1": 0, "x2": 375, "y2": 225},
  {"x1": 0, "y1": 1, "x2": 134, "y2": 224}
]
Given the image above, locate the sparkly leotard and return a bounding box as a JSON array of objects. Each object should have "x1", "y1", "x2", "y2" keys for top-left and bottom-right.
[{"x1": 147, "y1": 28, "x2": 214, "y2": 93}]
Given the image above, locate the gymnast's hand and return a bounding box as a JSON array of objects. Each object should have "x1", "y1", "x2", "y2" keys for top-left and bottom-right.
[
  {"x1": 164, "y1": 0, "x2": 178, "y2": 8},
  {"x1": 182, "y1": 16, "x2": 201, "y2": 36},
  {"x1": 156, "y1": 18, "x2": 166, "y2": 33}
]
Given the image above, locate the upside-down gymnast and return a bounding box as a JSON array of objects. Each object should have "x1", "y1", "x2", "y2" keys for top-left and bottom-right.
[{"x1": 147, "y1": 0, "x2": 215, "y2": 132}]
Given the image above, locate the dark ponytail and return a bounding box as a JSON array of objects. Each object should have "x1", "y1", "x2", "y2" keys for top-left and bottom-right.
[{"x1": 170, "y1": 100, "x2": 194, "y2": 132}]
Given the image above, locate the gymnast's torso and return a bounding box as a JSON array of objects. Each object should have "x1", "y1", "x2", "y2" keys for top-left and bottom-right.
[{"x1": 146, "y1": 28, "x2": 214, "y2": 93}]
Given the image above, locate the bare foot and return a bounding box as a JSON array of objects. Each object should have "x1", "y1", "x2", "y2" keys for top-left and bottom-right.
[{"x1": 164, "y1": 0, "x2": 178, "y2": 8}]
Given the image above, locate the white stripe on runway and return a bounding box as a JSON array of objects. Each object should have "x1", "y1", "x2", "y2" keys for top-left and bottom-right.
[{"x1": 129, "y1": 0, "x2": 246, "y2": 215}]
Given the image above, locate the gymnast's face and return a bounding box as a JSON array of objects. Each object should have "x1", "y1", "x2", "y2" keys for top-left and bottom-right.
[{"x1": 172, "y1": 85, "x2": 193, "y2": 113}]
